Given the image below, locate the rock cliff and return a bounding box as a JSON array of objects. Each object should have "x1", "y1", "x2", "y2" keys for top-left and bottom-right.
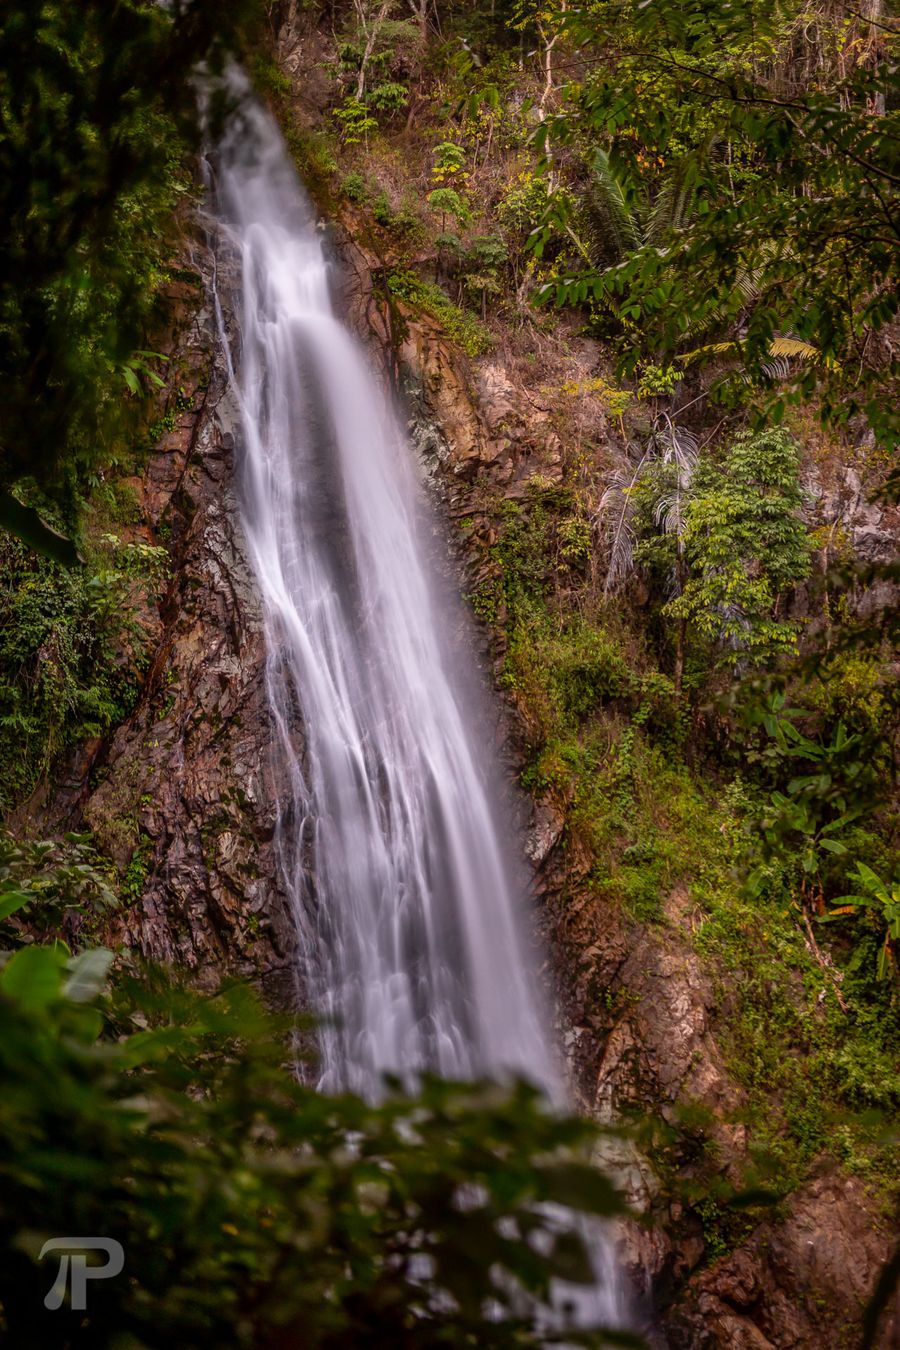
[{"x1": 26, "y1": 41, "x2": 899, "y2": 1348}]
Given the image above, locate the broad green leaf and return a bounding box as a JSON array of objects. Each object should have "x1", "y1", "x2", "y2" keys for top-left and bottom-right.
[
  {"x1": 0, "y1": 943, "x2": 68, "y2": 1010},
  {"x1": 0, "y1": 890, "x2": 33, "y2": 920},
  {"x1": 64, "y1": 948, "x2": 115, "y2": 1003},
  {"x1": 0, "y1": 491, "x2": 80, "y2": 567}
]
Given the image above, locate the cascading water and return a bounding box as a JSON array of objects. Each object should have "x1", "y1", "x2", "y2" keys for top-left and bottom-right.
[
  {"x1": 214, "y1": 86, "x2": 556, "y2": 1099},
  {"x1": 211, "y1": 73, "x2": 628, "y2": 1332}
]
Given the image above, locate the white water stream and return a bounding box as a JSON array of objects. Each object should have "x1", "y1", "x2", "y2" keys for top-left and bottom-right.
[{"x1": 211, "y1": 75, "x2": 627, "y2": 1332}]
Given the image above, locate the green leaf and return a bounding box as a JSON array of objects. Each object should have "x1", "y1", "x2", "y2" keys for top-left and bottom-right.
[
  {"x1": 0, "y1": 943, "x2": 68, "y2": 1010},
  {"x1": 853, "y1": 861, "x2": 885, "y2": 894},
  {"x1": 64, "y1": 948, "x2": 115, "y2": 1003},
  {"x1": 0, "y1": 491, "x2": 80, "y2": 567},
  {"x1": 0, "y1": 890, "x2": 33, "y2": 921}
]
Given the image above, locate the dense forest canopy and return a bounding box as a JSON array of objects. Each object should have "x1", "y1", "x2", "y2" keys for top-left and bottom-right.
[
  {"x1": 532, "y1": 0, "x2": 899, "y2": 448},
  {"x1": 0, "y1": 0, "x2": 257, "y2": 555}
]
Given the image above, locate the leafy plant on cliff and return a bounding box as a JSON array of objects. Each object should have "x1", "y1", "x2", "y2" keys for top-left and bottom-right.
[
  {"x1": 386, "y1": 270, "x2": 492, "y2": 356},
  {"x1": 0, "y1": 533, "x2": 166, "y2": 812},
  {"x1": 663, "y1": 428, "x2": 813, "y2": 665},
  {"x1": 0, "y1": 0, "x2": 258, "y2": 554},
  {"x1": 598, "y1": 427, "x2": 812, "y2": 687},
  {"x1": 0, "y1": 941, "x2": 634, "y2": 1348},
  {"x1": 826, "y1": 863, "x2": 900, "y2": 984},
  {"x1": 333, "y1": 93, "x2": 379, "y2": 144},
  {"x1": 0, "y1": 832, "x2": 117, "y2": 938}
]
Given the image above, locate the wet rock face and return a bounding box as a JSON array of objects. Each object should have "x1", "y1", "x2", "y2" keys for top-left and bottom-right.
[
  {"x1": 667, "y1": 1174, "x2": 899, "y2": 1349},
  {"x1": 805, "y1": 458, "x2": 900, "y2": 621},
  {"x1": 35, "y1": 237, "x2": 297, "y2": 1006},
  {"x1": 323, "y1": 226, "x2": 899, "y2": 1349}
]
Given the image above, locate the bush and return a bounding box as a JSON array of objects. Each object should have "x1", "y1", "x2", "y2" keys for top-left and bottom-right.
[
  {"x1": 0, "y1": 532, "x2": 166, "y2": 810},
  {"x1": 0, "y1": 945, "x2": 630, "y2": 1347},
  {"x1": 340, "y1": 170, "x2": 368, "y2": 202},
  {"x1": 0, "y1": 831, "x2": 117, "y2": 940}
]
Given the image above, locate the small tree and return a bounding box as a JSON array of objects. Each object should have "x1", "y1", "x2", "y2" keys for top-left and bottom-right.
[
  {"x1": 333, "y1": 94, "x2": 378, "y2": 145},
  {"x1": 427, "y1": 187, "x2": 471, "y2": 273},
  {"x1": 427, "y1": 188, "x2": 470, "y2": 231},
  {"x1": 598, "y1": 426, "x2": 813, "y2": 689},
  {"x1": 430, "y1": 141, "x2": 466, "y2": 182},
  {"x1": 665, "y1": 428, "x2": 813, "y2": 666}
]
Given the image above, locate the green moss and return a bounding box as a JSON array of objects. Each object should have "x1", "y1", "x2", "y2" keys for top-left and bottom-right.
[
  {"x1": 386, "y1": 271, "x2": 492, "y2": 357},
  {"x1": 93, "y1": 478, "x2": 142, "y2": 528},
  {"x1": 475, "y1": 469, "x2": 900, "y2": 1200}
]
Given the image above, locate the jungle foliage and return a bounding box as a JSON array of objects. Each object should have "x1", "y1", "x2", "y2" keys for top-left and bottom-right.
[
  {"x1": 0, "y1": 531, "x2": 166, "y2": 813},
  {"x1": 1, "y1": 0, "x2": 899, "y2": 1341},
  {"x1": 0, "y1": 0, "x2": 259, "y2": 556},
  {"x1": 527, "y1": 0, "x2": 900, "y2": 451},
  {"x1": 0, "y1": 920, "x2": 633, "y2": 1349}
]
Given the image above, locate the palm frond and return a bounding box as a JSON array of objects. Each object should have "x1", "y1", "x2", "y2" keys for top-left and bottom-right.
[
  {"x1": 678, "y1": 335, "x2": 841, "y2": 377},
  {"x1": 596, "y1": 418, "x2": 699, "y2": 591},
  {"x1": 769, "y1": 336, "x2": 840, "y2": 370},
  {"x1": 643, "y1": 154, "x2": 701, "y2": 246},
  {"x1": 584, "y1": 149, "x2": 642, "y2": 264},
  {"x1": 759, "y1": 355, "x2": 792, "y2": 381},
  {"x1": 677, "y1": 340, "x2": 740, "y2": 368},
  {"x1": 594, "y1": 452, "x2": 649, "y2": 593},
  {"x1": 653, "y1": 489, "x2": 686, "y2": 537},
  {"x1": 653, "y1": 415, "x2": 699, "y2": 475}
]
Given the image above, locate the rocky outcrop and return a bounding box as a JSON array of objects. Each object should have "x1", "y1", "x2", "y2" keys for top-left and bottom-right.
[
  {"x1": 807, "y1": 456, "x2": 900, "y2": 621},
  {"x1": 316, "y1": 190, "x2": 900, "y2": 1348},
  {"x1": 31, "y1": 235, "x2": 296, "y2": 1005},
  {"x1": 668, "y1": 1174, "x2": 898, "y2": 1348}
]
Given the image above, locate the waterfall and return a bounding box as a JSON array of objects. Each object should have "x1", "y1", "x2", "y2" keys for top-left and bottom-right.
[
  {"x1": 213, "y1": 85, "x2": 557, "y2": 1099},
  {"x1": 210, "y1": 72, "x2": 628, "y2": 1332}
]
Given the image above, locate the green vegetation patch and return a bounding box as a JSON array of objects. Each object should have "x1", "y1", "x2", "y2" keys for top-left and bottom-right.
[
  {"x1": 0, "y1": 531, "x2": 166, "y2": 813},
  {"x1": 387, "y1": 271, "x2": 493, "y2": 357},
  {"x1": 477, "y1": 465, "x2": 900, "y2": 1201}
]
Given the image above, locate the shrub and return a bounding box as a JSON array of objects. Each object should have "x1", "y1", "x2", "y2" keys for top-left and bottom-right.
[
  {"x1": 0, "y1": 532, "x2": 166, "y2": 810},
  {"x1": 0, "y1": 945, "x2": 629, "y2": 1347},
  {"x1": 340, "y1": 170, "x2": 368, "y2": 202}
]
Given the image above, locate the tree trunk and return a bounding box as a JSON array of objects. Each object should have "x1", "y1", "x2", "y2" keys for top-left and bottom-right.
[
  {"x1": 674, "y1": 553, "x2": 686, "y2": 696},
  {"x1": 674, "y1": 615, "x2": 686, "y2": 697}
]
